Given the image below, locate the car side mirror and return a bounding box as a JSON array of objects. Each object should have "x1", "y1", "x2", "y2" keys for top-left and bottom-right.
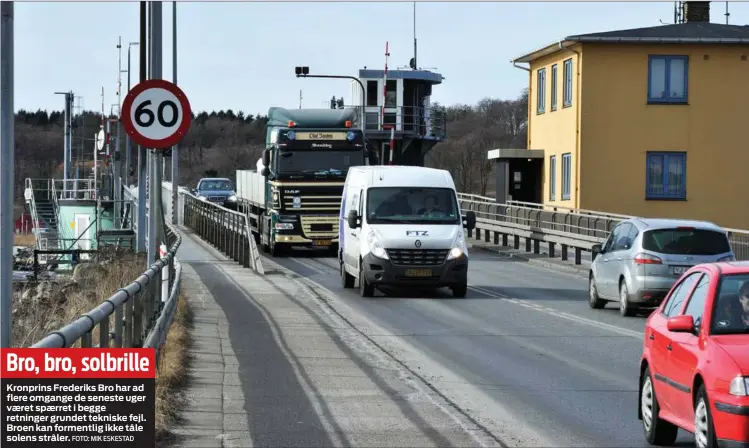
[
  {"x1": 463, "y1": 211, "x2": 476, "y2": 230},
  {"x1": 592, "y1": 243, "x2": 603, "y2": 260},
  {"x1": 667, "y1": 315, "x2": 695, "y2": 333},
  {"x1": 347, "y1": 210, "x2": 360, "y2": 229}
]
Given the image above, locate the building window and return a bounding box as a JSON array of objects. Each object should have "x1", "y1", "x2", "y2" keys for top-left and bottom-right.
[
  {"x1": 550, "y1": 65, "x2": 558, "y2": 111},
  {"x1": 563, "y1": 59, "x2": 573, "y2": 107},
  {"x1": 648, "y1": 55, "x2": 688, "y2": 104},
  {"x1": 646, "y1": 151, "x2": 687, "y2": 200},
  {"x1": 549, "y1": 155, "x2": 557, "y2": 200},
  {"x1": 537, "y1": 68, "x2": 546, "y2": 114},
  {"x1": 366, "y1": 81, "x2": 378, "y2": 107},
  {"x1": 561, "y1": 153, "x2": 571, "y2": 200}
]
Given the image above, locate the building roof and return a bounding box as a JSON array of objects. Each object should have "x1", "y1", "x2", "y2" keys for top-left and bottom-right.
[
  {"x1": 358, "y1": 69, "x2": 444, "y2": 85},
  {"x1": 513, "y1": 22, "x2": 749, "y2": 63}
]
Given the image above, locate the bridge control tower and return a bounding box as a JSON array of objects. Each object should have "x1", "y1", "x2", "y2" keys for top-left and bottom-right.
[{"x1": 350, "y1": 68, "x2": 446, "y2": 166}]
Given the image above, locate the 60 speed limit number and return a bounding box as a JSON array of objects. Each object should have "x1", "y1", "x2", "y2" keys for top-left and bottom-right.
[{"x1": 121, "y1": 79, "x2": 192, "y2": 149}]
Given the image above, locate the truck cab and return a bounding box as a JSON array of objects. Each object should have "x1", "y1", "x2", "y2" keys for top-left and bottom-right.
[{"x1": 339, "y1": 166, "x2": 476, "y2": 298}]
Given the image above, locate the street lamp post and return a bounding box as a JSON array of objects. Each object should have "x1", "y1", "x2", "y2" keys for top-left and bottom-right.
[{"x1": 294, "y1": 67, "x2": 367, "y2": 136}]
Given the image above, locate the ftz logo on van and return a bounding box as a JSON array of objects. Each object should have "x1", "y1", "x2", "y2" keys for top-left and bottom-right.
[{"x1": 406, "y1": 230, "x2": 429, "y2": 236}]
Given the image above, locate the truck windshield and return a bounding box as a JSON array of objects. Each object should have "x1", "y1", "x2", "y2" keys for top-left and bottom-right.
[
  {"x1": 366, "y1": 187, "x2": 460, "y2": 225},
  {"x1": 711, "y1": 274, "x2": 749, "y2": 335},
  {"x1": 276, "y1": 149, "x2": 363, "y2": 175}
]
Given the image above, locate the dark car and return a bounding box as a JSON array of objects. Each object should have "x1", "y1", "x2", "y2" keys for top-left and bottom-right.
[{"x1": 192, "y1": 177, "x2": 238, "y2": 210}]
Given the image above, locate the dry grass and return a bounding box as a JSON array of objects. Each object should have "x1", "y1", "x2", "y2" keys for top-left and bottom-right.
[
  {"x1": 13, "y1": 233, "x2": 36, "y2": 246},
  {"x1": 12, "y1": 249, "x2": 147, "y2": 348},
  {"x1": 155, "y1": 295, "x2": 193, "y2": 441}
]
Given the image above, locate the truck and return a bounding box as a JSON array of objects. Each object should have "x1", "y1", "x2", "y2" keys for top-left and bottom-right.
[{"x1": 236, "y1": 107, "x2": 367, "y2": 256}]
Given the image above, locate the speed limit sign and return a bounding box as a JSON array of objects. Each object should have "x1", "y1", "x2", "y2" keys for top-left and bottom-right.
[{"x1": 121, "y1": 78, "x2": 192, "y2": 149}]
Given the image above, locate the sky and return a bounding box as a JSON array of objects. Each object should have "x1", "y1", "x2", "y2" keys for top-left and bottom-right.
[{"x1": 14, "y1": 1, "x2": 749, "y2": 115}]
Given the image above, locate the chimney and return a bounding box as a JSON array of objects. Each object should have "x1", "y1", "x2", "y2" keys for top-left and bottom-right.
[{"x1": 684, "y1": 1, "x2": 710, "y2": 23}]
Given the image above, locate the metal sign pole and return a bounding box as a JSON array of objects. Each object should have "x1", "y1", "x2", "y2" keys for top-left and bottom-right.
[
  {"x1": 171, "y1": 0, "x2": 178, "y2": 225},
  {"x1": 147, "y1": 0, "x2": 164, "y2": 267},
  {"x1": 0, "y1": 1, "x2": 14, "y2": 348},
  {"x1": 136, "y1": 1, "x2": 147, "y2": 253}
]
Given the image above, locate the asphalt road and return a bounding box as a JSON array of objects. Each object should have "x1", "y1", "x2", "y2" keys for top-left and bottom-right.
[{"x1": 262, "y1": 248, "x2": 694, "y2": 448}]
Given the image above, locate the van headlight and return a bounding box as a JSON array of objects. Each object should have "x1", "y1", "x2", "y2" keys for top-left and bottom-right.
[
  {"x1": 367, "y1": 231, "x2": 389, "y2": 259},
  {"x1": 729, "y1": 376, "x2": 749, "y2": 396},
  {"x1": 447, "y1": 234, "x2": 467, "y2": 260}
]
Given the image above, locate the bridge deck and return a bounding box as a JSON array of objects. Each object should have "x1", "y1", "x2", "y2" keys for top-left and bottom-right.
[{"x1": 171, "y1": 228, "x2": 483, "y2": 447}]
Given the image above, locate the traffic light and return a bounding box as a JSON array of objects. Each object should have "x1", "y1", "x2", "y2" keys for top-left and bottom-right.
[
  {"x1": 336, "y1": 97, "x2": 344, "y2": 109},
  {"x1": 330, "y1": 96, "x2": 337, "y2": 109},
  {"x1": 295, "y1": 66, "x2": 310, "y2": 76}
]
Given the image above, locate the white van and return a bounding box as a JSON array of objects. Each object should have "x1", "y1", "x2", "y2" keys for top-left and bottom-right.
[{"x1": 338, "y1": 166, "x2": 477, "y2": 298}]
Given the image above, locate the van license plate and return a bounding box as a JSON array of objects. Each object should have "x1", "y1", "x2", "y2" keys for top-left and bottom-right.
[
  {"x1": 672, "y1": 266, "x2": 688, "y2": 275},
  {"x1": 405, "y1": 269, "x2": 433, "y2": 277},
  {"x1": 313, "y1": 240, "x2": 331, "y2": 246}
]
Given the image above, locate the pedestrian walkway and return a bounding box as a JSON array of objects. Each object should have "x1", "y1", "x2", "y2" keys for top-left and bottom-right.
[{"x1": 168, "y1": 227, "x2": 482, "y2": 448}]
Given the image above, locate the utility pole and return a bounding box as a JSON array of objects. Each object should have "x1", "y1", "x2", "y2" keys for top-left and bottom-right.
[
  {"x1": 125, "y1": 41, "x2": 138, "y2": 187},
  {"x1": 147, "y1": 0, "x2": 164, "y2": 266},
  {"x1": 136, "y1": 1, "x2": 147, "y2": 252},
  {"x1": 171, "y1": 0, "x2": 179, "y2": 225},
  {"x1": 0, "y1": 1, "x2": 14, "y2": 348},
  {"x1": 114, "y1": 36, "x2": 122, "y2": 213}
]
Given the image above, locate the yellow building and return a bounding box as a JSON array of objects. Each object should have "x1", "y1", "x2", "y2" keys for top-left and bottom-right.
[{"x1": 503, "y1": 1, "x2": 749, "y2": 229}]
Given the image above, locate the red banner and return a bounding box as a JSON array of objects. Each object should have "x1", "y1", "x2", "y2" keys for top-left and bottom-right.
[{"x1": 0, "y1": 348, "x2": 155, "y2": 379}]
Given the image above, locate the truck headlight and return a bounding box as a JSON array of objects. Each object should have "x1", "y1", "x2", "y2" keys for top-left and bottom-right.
[
  {"x1": 367, "y1": 231, "x2": 388, "y2": 259},
  {"x1": 275, "y1": 222, "x2": 294, "y2": 230},
  {"x1": 447, "y1": 233, "x2": 467, "y2": 260},
  {"x1": 729, "y1": 376, "x2": 749, "y2": 396}
]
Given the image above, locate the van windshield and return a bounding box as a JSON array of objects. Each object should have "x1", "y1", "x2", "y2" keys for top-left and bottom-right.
[
  {"x1": 366, "y1": 187, "x2": 460, "y2": 225},
  {"x1": 641, "y1": 228, "x2": 732, "y2": 255}
]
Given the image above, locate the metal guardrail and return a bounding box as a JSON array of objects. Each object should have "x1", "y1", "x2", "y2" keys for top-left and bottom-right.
[
  {"x1": 457, "y1": 193, "x2": 749, "y2": 262},
  {"x1": 31, "y1": 221, "x2": 182, "y2": 364},
  {"x1": 182, "y1": 192, "x2": 264, "y2": 275}
]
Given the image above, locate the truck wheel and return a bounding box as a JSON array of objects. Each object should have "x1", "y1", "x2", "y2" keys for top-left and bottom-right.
[
  {"x1": 451, "y1": 281, "x2": 468, "y2": 298},
  {"x1": 341, "y1": 262, "x2": 355, "y2": 288},
  {"x1": 270, "y1": 242, "x2": 286, "y2": 257},
  {"x1": 359, "y1": 265, "x2": 375, "y2": 297}
]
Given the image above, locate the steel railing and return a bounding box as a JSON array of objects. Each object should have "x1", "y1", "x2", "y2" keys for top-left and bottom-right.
[
  {"x1": 456, "y1": 193, "x2": 749, "y2": 262},
  {"x1": 182, "y1": 192, "x2": 264, "y2": 275}
]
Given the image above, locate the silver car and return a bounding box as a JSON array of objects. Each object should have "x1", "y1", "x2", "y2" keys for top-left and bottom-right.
[{"x1": 588, "y1": 218, "x2": 735, "y2": 317}]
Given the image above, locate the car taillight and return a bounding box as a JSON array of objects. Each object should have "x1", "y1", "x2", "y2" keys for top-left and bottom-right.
[{"x1": 634, "y1": 253, "x2": 662, "y2": 264}]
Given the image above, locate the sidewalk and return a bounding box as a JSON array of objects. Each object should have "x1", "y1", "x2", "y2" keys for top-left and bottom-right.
[
  {"x1": 167, "y1": 227, "x2": 483, "y2": 448},
  {"x1": 468, "y1": 238, "x2": 591, "y2": 278}
]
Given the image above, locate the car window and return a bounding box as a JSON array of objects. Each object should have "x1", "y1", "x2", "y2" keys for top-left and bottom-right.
[
  {"x1": 611, "y1": 223, "x2": 633, "y2": 251},
  {"x1": 662, "y1": 272, "x2": 702, "y2": 317},
  {"x1": 628, "y1": 225, "x2": 640, "y2": 247},
  {"x1": 642, "y1": 228, "x2": 731, "y2": 256},
  {"x1": 604, "y1": 225, "x2": 622, "y2": 252},
  {"x1": 682, "y1": 274, "x2": 710, "y2": 329}
]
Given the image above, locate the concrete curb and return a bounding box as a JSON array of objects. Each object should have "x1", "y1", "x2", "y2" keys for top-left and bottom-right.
[{"x1": 468, "y1": 243, "x2": 589, "y2": 278}]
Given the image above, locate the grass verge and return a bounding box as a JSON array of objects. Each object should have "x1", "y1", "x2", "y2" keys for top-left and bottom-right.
[{"x1": 155, "y1": 294, "x2": 193, "y2": 441}]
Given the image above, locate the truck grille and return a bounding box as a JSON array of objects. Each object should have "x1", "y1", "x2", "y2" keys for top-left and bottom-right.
[
  {"x1": 386, "y1": 249, "x2": 449, "y2": 266},
  {"x1": 283, "y1": 195, "x2": 342, "y2": 211},
  {"x1": 300, "y1": 215, "x2": 338, "y2": 239}
]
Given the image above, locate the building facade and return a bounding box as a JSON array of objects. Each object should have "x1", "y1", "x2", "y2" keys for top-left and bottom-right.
[{"x1": 512, "y1": 1, "x2": 749, "y2": 229}]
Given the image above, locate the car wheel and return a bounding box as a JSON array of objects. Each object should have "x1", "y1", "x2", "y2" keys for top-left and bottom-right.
[
  {"x1": 341, "y1": 261, "x2": 355, "y2": 289},
  {"x1": 588, "y1": 274, "x2": 606, "y2": 309},
  {"x1": 694, "y1": 386, "x2": 718, "y2": 448},
  {"x1": 451, "y1": 281, "x2": 468, "y2": 298},
  {"x1": 619, "y1": 280, "x2": 636, "y2": 317},
  {"x1": 641, "y1": 366, "x2": 678, "y2": 446},
  {"x1": 359, "y1": 264, "x2": 374, "y2": 297}
]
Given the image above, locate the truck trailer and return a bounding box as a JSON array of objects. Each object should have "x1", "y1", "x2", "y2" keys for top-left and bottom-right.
[{"x1": 236, "y1": 107, "x2": 367, "y2": 256}]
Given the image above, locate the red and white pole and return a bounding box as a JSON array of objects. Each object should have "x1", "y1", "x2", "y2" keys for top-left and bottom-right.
[
  {"x1": 388, "y1": 127, "x2": 395, "y2": 165},
  {"x1": 381, "y1": 41, "x2": 389, "y2": 130}
]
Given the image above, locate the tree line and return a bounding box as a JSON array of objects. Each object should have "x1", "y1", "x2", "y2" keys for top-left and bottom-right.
[{"x1": 12, "y1": 90, "x2": 528, "y2": 213}]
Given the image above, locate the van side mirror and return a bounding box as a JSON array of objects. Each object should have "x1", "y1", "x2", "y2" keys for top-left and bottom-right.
[
  {"x1": 463, "y1": 211, "x2": 476, "y2": 230},
  {"x1": 347, "y1": 210, "x2": 360, "y2": 229},
  {"x1": 591, "y1": 243, "x2": 603, "y2": 260}
]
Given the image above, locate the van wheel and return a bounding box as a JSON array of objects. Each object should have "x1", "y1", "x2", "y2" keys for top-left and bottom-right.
[
  {"x1": 451, "y1": 281, "x2": 468, "y2": 298},
  {"x1": 641, "y1": 366, "x2": 678, "y2": 446},
  {"x1": 359, "y1": 265, "x2": 375, "y2": 297},
  {"x1": 619, "y1": 280, "x2": 636, "y2": 317},
  {"x1": 589, "y1": 274, "x2": 606, "y2": 309},
  {"x1": 341, "y1": 262, "x2": 355, "y2": 289}
]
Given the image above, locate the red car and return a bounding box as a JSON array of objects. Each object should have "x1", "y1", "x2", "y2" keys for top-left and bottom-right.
[{"x1": 638, "y1": 261, "x2": 749, "y2": 448}]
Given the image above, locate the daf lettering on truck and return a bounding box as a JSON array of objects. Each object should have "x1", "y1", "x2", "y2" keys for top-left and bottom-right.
[{"x1": 339, "y1": 166, "x2": 477, "y2": 298}]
